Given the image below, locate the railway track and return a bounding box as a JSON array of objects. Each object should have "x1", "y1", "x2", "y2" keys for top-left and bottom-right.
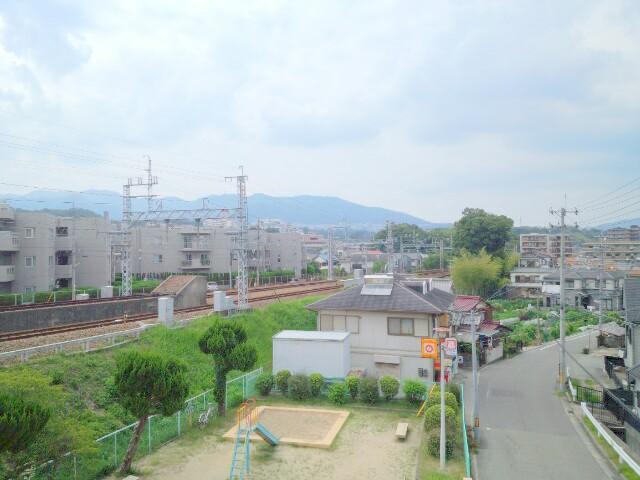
[{"x1": 0, "y1": 283, "x2": 342, "y2": 343}]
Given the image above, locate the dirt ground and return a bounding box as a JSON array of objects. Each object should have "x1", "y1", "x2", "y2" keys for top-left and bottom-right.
[
  {"x1": 258, "y1": 408, "x2": 339, "y2": 442},
  {"x1": 135, "y1": 405, "x2": 421, "y2": 480}
]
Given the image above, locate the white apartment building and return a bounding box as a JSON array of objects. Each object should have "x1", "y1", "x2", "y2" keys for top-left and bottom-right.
[{"x1": 0, "y1": 204, "x2": 112, "y2": 294}]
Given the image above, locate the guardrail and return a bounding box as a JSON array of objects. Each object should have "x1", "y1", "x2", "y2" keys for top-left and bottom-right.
[
  {"x1": 0, "y1": 325, "x2": 152, "y2": 362},
  {"x1": 566, "y1": 367, "x2": 577, "y2": 402},
  {"x1": 581, "y1": 401, "x2": 640, "y2": 475}
]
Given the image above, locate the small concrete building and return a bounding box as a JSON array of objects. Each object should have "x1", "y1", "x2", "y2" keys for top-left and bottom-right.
[
  {"x1": 272, "y1": 330, "x2": 351, "y2": 378},
  {"x1": 307, "y1": 275, "x2": 454, "y2": 381}
]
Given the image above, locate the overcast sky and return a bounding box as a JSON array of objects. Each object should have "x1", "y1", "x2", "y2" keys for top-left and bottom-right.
[{"x1": 0, "y1": 1, "x2": 638, "y2": 225}]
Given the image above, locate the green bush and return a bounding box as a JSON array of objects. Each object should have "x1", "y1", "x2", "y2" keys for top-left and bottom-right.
[
  {"x1": 288, "y1": 374, "x2": 311, "y2": 400},
  {"x1": 256, "y1": 373, "x2": 274, "y2": 396},
  {"x1": 359, "y1": 377, "x2": 379, "y2": 405},
  {"x1": 328, "y1": 382, "x2": 348, "y2": 405},
  {"x1": 424, "y1": 404, "x2": 457, "y2": 432},
  {"x1": 403, "y1": 379, "x2": 427, "y2": 404},
  {"x1": 426, "y1": 431, "x2": 455, "y2": 459},
  {"x1": 427, "y1": 390, "x2": 459, "y2": 412},
  {"x1": 275, "y1": 370, "x2": 291, "y2": 395},
  {"x1": 345, "y1": 375, "x2": 360, "y2": 399},
  {"x1": 446, "y1": 383, "x2": 461, "y2": 404},
  {"x1": 379, "y1": 376, "x2": 400, "y2": 401},
  {"x1": 309, "y1": 373, "x2": 324, "y2": 397}
]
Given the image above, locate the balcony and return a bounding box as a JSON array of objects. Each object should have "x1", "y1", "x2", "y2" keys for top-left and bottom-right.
[
  {"x1": 180, "y1": 258, "x2": 211, "y2": 269},
  {"x1": 0, "y1": 205, "x2": 15, "y2": 221},
  {"x1": 0, "y1": 231, "x2": 19, "y2": 251},
  {"x1": 55, "y1": 264, "x2": 73, "y2": 277},
  {"x1": 0, "y1": 265, "x2": 15, "y2": 282},
  {"x1": 181, "y1": 242, "x2": 211, "y2": 251}
]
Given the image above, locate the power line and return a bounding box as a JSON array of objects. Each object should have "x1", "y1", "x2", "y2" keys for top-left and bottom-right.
[{"x1": 576, "y1": 176, "x2": 640, "y2": 210}]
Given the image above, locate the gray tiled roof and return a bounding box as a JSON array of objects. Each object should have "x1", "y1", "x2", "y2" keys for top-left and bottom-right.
[
  {"x1": 544, "y1": 268, "x2": 627, "y2": 281},
  {"x1": 306, "y1": 282, "x2": 454, "y2": 314}
]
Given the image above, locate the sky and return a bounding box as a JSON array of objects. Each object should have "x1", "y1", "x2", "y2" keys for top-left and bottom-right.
[{"x1": 0, "y1": 0, "x2": 639, "y2": 226}]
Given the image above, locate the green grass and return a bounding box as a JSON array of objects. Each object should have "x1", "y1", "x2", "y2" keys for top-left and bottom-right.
[
  {"x1": 0, "y1": 295, "x2": 323, "y2": 479},
  {"x1": 584, "y1": 416, "x2": 640, "y2": 480}
]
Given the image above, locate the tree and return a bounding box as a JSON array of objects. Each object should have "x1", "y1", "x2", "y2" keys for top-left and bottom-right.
[
  {"x1": 199, "y1": 320, "x2": 258, "y2": 416},
  {"x1": 114, "y1": 351, "x2": 189, "y2": 474},
  {"x1": 0, "y1": 394, "x2": 50, "y2": 476},
  {"x1": 372, "y1": 260, "x2": 386, "y2": 273},
  {"x1": 452, "y1": 208, "x2": 513, "y2": 256},
  {"x1": 450, "y1": 249, "x2": 502, "y2": 297}
]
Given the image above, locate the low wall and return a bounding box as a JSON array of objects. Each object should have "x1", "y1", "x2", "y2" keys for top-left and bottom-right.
[{"x1": 0, "y1": 297, "x2": 158, "y2": 333}]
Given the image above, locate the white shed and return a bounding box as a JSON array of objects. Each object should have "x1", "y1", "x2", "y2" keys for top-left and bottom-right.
[{"x1": 272, "y1": 330, "x2": 351, "y2": 378}]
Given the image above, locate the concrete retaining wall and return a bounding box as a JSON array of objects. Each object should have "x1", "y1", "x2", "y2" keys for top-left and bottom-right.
[
  {"x1": 0, "y1": 297, "x2": 158, "y2": 333},
  {"x1": 175, "y1": 275, "x2": 207, "y2": 309}
]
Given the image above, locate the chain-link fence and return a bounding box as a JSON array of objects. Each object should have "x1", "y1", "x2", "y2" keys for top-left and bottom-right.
[{"x1": 27, "y1": 368, "x2": 263, "y2": 480}]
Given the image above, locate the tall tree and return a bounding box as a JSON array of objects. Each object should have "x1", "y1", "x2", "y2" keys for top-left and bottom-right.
[
  {"x1": 0, "y1": 394, "x2": 50, "y2": 476},
  {"x1": 114, "y1": 351, "x2": 189, "y2": 474},
  {"x1": 450, "y1": 250, "x2": 502, "y2": 297},
  {"x1": 452, "y1": 208, "x2": 513, "y2": 256},
  {"x1": 199, "y1": 320, "x2": 258, "y2": 416}
]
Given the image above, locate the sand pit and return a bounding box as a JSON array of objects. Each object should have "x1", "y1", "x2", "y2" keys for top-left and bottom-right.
[{"x1": 223, "y1": 406, "x2": 349, "y2": 448}]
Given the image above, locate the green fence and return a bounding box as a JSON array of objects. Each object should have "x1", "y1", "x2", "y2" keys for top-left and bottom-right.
[{"x1": 460, "y1": 383, "x2": 472, "y2": 478}]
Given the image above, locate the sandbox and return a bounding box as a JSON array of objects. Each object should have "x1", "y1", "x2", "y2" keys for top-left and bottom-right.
[{"x1": 223, "y1": 406, "x2": 349, "y2": 448}]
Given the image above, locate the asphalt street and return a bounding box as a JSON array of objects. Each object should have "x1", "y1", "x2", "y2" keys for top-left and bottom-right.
[{"x1": 465, "y1": 332, "x2": 616, "y2": 480}]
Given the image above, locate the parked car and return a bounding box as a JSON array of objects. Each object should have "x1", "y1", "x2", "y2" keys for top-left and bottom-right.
[{"x1": 206, "y1": 282, "x2": 219, "y2": 292}]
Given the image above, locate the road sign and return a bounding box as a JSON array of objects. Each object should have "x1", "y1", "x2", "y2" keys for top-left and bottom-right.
[
  {"x1": 444, "y1": 337, "x2": 457, "y2": 356},
  {"x1": 421, "y1": 338, "x2": 438, "y2": 359}
]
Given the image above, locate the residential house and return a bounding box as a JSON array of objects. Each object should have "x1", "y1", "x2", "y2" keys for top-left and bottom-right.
[
  {"x1": 541, "y1": 268, "x2": 626, "y2": 310},
  {"x1": 307, "y1": 274, "x2": 454, "y2": 382}
]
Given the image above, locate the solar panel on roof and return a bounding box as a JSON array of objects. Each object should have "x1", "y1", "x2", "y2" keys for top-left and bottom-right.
[{"x1": 361, "y1": 284, "x2": 393, "y2": 296}]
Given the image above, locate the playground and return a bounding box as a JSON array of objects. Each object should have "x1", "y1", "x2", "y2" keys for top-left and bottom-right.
[{"x1": 134, "y1": 402, "x2": 421, "y2": 479}]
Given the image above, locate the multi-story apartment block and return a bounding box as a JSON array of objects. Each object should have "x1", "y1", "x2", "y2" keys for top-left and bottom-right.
[
  {"x1": 122, "y1": 223, "x2": 306, "y2": 279},
  {"x1": 519, "y1": 233, "x2": 574, "y2": 265},
  {"x1": 582, "y1": 240, "x2": 640, "y2": 265},
  {"x1": 604, "y1": 225, "x2": 640, "y2": 242},
  {"x1": 0, "y1": 204, "x2": 112, "y2": 294}
]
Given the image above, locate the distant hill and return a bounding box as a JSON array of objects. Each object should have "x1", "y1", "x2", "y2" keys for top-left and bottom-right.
[
  {"x1": 598, "y1": 219, "x2": 640, "y2": 230},
  {"x1": 0, "y1": 191, "x2": 448, "y2": 230}
]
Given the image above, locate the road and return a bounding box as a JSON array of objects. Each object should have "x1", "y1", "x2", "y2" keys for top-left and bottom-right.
[{"x1": 465, "y1": 331, "x2": 616, "y2": 480}]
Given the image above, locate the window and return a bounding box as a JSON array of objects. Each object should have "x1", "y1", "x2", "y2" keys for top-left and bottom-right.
[
  {"x1": 388, "y1": 317, "x2": 414, "y2": 336},
  {"x1": 49, "y1": 256, "x2": 53, "y2": 266},
  {"x1": 319, "y1": 314, "x2": 360, "y2": 334},
  {"x1": 24, "y1": 227, "x2": 35, "y2": 238},
  {"x1": 25, "y1": 286, "x2": 35, "y2": 293},
  {"x1": 56, "y1": 227, "x2": 69, "y2": 237},
  {"x1": 25, "y1": 256, "x2": 36, "y2": 267},
  {"x1": 153, "y1": 254, "x2": 163, "y2": 264}
]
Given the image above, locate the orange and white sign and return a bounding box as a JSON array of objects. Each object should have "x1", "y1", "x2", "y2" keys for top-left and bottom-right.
[{"x1": 421, "y1": 338, "x2": 438, "y2": 359}]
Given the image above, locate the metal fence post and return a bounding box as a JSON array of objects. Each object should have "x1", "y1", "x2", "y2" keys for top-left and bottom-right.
[
  {"x1": 178, "y1": 410, "x2": 181, "y2": 436},
  {"x1": 114, "y1": 435, "x2": 117, "y2": 467},
  {"x1": 148, "y1": 417, "x2": 152, "y2": 453}
]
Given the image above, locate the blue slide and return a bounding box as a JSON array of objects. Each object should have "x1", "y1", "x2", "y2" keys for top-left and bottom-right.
[{"x1": 254, "y1": 423, "x2": 279, "y2": 446}]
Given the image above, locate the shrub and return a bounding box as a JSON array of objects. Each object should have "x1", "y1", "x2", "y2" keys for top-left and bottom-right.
[
  {"x1": 424, "y1": 404, "x2": 457, "y2": 432},
  {"x1": 359, "y1": 377, "x2": 379, "y2": 405},
  {"x1": 288, "y1": 374, "x2": 311, "y2": 400},
  {"x1": 309, "y1": 373, "x2": 324, "y2": 397},
  {"x1": 345, "y1": 375, "x2": 360, "y2": 399},
  {"x1": 446, "y1": 383, "x2": 461, "y2": 404},
  {"x1": 328, "y1": 382, "x2": 348, "y2": 405},
  {"x1": 426, "y1": 431, "x2": 455, "y2": 459},
  {"x1": 256, "y1": 373, "x2": 274, "y2": 396},
  {"x1": 403, "y1": 379, "x2": 427, "y2": 404},
  {"x1": 379, "y1": 376, "x2": 400, "y2": 401},
  {"x1": 275, "y1": 370, "x2": 291, "y2": 395},
  {"x1": 427, "y1": 391, "x2": 459, "y2": 412}
]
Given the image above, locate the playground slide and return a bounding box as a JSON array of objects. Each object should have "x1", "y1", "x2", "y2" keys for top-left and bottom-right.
[{"x1": 254, "y1": 423, "x2": 279, "y2": 446}]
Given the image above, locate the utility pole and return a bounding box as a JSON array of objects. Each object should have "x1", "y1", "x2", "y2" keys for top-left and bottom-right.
[
  {"x1": 471, "y1": 308, "x2": 479, "y2": 442},
  {"x1": 386, "y1": 221, "x2": 393, "y2": 274},
  {"x1": 439, "y1": 239, "x2": 444, "y2": 271},
  {"x1": 256, "y1": 219, "x2": 261, "y2": 287},
  {"x1": 550, "y1": 206, "x2": 578, "y2": 388},
  {"x1": 599, "y1": 235, "x2": 606, "y2": 333},
  {"x1": 439, "y1": 342, "x2": 446, "y2": 470},
  {"x1": 328, "y1": 227, "x2": 334, "y2": 281}
]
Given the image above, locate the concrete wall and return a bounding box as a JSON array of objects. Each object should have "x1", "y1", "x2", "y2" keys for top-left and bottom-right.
[
  {"x1": 14, "y1": 212, "x2": 56, "y2": 293},
  {"x1": 0, "y1": 296, "x2": 158, "y2": 333},
  {"x1": 174, "y1": 275, "x2": 207, "y2": 309},
  {"x1": 316, "y1": 308, "x2": 436, "y2": 380}
]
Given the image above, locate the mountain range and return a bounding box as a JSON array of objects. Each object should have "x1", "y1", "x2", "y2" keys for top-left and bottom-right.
[{"x1": 1, "y1": 190, "x2": 449, "y2": 230}]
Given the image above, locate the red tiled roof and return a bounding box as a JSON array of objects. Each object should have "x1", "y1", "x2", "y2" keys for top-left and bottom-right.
[{"x1": 453, "y1": 295, "x2": 482, "y2": 312}]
